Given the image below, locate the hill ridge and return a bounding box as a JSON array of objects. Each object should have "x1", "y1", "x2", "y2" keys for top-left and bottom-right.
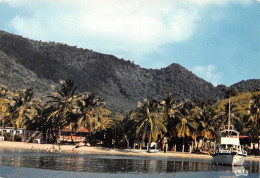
[{"x1": 0, "y1": 30, "x2": 259, "y2": 111}]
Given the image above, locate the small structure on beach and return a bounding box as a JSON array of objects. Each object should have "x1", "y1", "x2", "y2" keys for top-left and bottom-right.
[
  {"x1": 25, "y1": 130, "x2": 43, "y2": 143},
  {"x1": 0, "y1": 127, "x2": 25, "y2": 141}
]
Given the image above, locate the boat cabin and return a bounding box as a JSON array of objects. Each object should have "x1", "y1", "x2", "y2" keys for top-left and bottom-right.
[
  {"x1": 219, "y1": 125, "x2": 240, "y2": 145},
  {"x1": 218, "y1": 144, "x2": 242, "y2": 151}
]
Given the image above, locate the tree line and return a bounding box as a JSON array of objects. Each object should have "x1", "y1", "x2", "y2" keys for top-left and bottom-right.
[{"x1": 0, "y1": 79, "x2": 259, "y2": 154}]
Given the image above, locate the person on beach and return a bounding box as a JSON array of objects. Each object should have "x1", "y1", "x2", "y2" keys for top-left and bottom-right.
[
  {"x1": 163, "y1": 137, "x2": 168, "y2": 153},
  {"x1": 162, "y1": 141, "x2": 165, "y2": 152},
  {"x1": 47, "y1": 145, "x2": 56, "y2": 153}
]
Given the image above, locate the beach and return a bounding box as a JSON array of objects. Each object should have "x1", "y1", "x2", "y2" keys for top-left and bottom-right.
[{"x1": 0, "y1": 141, "x2": 259, "y2": 161}]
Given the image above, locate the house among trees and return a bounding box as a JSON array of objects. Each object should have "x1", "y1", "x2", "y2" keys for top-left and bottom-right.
[
  {"x1": 58, "y1": 124, "x2": 89, "y2": 143},
  {"x1": 0, "y1": 127, "x2": 25, "y2": 141}
]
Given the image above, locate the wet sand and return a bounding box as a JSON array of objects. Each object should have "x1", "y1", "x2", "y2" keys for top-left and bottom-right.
[{"x1": 0, "y1": 141, "x2": 259, "y2": 161}]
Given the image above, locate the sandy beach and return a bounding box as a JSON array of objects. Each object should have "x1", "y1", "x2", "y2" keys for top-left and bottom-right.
[{"x1": 0, "y1": 141, "x2": 259, "y2": 161}]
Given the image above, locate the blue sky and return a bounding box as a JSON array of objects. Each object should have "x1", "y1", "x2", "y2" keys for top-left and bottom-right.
[{"x1": 0, "y1": 0, "x2": 259, "y2": 86}]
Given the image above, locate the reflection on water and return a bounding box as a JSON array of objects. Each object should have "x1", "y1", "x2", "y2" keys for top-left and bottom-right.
[
  {"x1": 0, "y1": 148, "x2": 259, "y2": 177},
  {"x1": 0, "y1": 151, "x2": 212, "y2": 173},
  {"x1": 213, "y1": 165, "x2": 249, "y2": 177},
  {"x1": 0, "y1": 149, "x2": 213, "y2": 174}
]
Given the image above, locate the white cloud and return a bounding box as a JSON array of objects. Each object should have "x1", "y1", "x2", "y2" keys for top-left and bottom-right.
[
  {"x1": 191, "y1": 65, "x2": 222, "y2": 86},
  {"x1": 151, "y1": 62, "x2": 169, "y2": 69},
  {"x1": 188, "y1": 0, "x2": 252, "y2": 5},
  {"x1": 5, "y1": 0, "x2": 252, "y2": 62}
]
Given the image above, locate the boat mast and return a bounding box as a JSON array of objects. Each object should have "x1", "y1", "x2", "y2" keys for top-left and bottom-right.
[{"x1": 228, "y1": 98, "x2": 231, "y2": 132}]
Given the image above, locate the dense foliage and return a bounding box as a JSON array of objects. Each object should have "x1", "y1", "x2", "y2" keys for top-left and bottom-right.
[{"x1": 1, "y1": 80, "x2": 260, "y2": 154}]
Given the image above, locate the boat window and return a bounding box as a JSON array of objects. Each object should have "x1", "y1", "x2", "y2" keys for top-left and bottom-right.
[{"x1": 226, "y1": 144, "x2": 232, "y2": 149}]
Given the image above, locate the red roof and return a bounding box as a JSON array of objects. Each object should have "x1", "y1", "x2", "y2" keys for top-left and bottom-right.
[
  {"x1": 239, "y1": 135, "x2": 260, "y2": 139},
  {"x1": 61, "y1": 125, "x2": 89, "y2": 133},
  {"x1": 77, "y1": 127, "x2": 89, "y2": 133},
  {"x1": 239, "y1": 135, "x2": 249, "y2": 139}
]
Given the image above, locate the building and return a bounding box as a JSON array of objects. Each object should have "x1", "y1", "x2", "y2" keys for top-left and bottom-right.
[
  {"x1": 0, "y1": 127, "x2": 25, "y2": 141},
  {"x1": 58, "y1": 124, "x2": 89, "y2": 143}
]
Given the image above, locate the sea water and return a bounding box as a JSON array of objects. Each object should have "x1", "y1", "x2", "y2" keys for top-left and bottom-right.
[{"x1": 0, "y1": 148, "x2": 259, "y2": 177}]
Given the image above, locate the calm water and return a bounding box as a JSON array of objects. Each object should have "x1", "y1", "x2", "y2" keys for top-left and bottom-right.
[{"x1": 0, "y1": 148, "x2": 259, "y2": 177}]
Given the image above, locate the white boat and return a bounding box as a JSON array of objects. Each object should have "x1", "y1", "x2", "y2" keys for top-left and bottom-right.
[
  {"x1": 212, "y1": 124, "x2": 247, "y2": 166},
  {"x1": 212, "y1": 99, "x2": 247, "y2": 166}
]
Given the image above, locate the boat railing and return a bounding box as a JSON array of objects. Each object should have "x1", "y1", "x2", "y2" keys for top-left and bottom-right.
[
  {"x1": 220, "y1": 130, "x2": 239, "y2": 137},
  {"x1": 216, "y1": 147, "x2": 247, "y2": 155},
  {"x1": 216, "y1": 149, "x2": 231, "y2": 154}
]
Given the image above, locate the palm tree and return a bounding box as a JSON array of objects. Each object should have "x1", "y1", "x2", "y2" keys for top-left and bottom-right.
[
  {"x1": 7, "y1": 88, "x2": 39, "y2": 141},
  {"x1": 132, "y1": 99, "x2": 167, "y2": 150},
  {"x1": 161, "y1": 93, "x2": 176, "y2": 119},
  {"x1": 247, "y1": 93, "x2": 260, "y2": 155},
  {"x1": 0, "y1": 86, "x2": 11, "y2": 136},
  {"x1": 174, "y1": 100, "x2": 199, "y2": 152},
  {"x1": 196, "y1": 103, "x2": 215, "y2": 151},
  {"x1": 78, "y1": 96, "x2": 111, "y2": 132},
  {"x1": 77, "y1": 94, "x2": 111, "y2": 145},
  {"x1": 212, "y1": 99, "x2": 241, "y2": 132},
  {"x1": 45, "y1": 79, "x2": 82, "y2": 143},
  {"x1": 91, "y1": 98, "x2": 111, "y2": 132},
  {"x1": 77, "y1": 94, "x2": 97, "y2": 132},
  {"x1": 160, "y1": 93, "x2": 180, "y2": 138},
  {"x1": 161, "y1": 93, "x2": 177, "y2": 126},
  {"x1": 111, "y1": 113, "x2": 125, "y2": 149},
  {"x1": 112, "y1": 111, "x2": 136, "y2": 148},
  {"x1": 108, "y1": 111, "x2": 137, "y2": 149}
]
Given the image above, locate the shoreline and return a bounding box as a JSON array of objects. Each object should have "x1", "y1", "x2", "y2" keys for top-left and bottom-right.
[{"x1": 0, "y1": 141, "x2": 259, "y2": 161}]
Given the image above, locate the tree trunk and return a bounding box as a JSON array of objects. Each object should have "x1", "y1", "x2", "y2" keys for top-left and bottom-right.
[
  {"x1": 13, "y1": 127, "x2": 17, "y2": 142},
  {"x1": 1, "y1": 120, "x2": 4, "y2": 136},
  {"x1": 182, "y1": 138, "x2": 185, "y2": 152},
  {"x1": 114, "y1": 127, "x2": 116, "y2": 149},
  {"x1": 71, "y1": 126, "x2": 74, "y2": 144},
  {"x1": 257, "y1": 134, "x2": 259, "y2": 155},
  {"x1": 23, "y1": 128, "x2": 26, "y2": 142},
  {"x1": 46, "y1": 129, "x2": 49, "y2": 144}
]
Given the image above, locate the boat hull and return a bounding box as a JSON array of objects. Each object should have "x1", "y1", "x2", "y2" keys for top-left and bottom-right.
[{"x1": 212, "y1": 153, "x2": 246, "y2": 166}]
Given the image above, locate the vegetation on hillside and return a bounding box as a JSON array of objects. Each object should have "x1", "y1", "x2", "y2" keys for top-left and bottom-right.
[
  {"x1": 0, "y1": 80, "x2": 260, "y2": 154},
  {"x1": 3, "y1": 30, "x2": 260, "y2": 112}
]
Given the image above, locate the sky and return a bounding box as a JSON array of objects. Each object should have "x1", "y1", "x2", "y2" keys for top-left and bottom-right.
[{"x1": 0, "y1": 0, "x2": 259, "y2": 86}]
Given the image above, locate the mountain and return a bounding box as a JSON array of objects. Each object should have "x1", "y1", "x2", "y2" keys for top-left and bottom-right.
[
  {"x1": 231, "y1": 79, "x2": 260, "y2": 93},
  {"x1": 0, "y1": 30, "x2": 259, "y2": 111}
]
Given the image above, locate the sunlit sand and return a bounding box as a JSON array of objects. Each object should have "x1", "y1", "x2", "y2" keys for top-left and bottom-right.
[{"x1": 0, "y1": 141, "x2": 259, "y2": 161}]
